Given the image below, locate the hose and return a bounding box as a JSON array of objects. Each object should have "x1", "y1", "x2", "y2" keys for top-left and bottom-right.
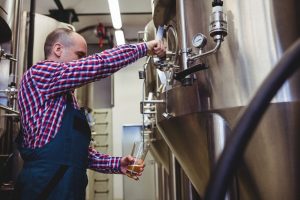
[{"x1": 204, "y1": 38, "x2": 300, "y2": 200}]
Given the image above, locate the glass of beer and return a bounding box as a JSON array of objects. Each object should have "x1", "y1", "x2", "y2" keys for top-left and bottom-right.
[{"x1": 126, "y1": 141, "x2": 150, "y2": 180}]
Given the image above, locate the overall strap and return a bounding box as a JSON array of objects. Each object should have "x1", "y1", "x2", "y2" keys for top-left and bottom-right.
[
  {"x1": 36, "y1": 92, "x2": 73, "y2": 199},
  {"x1": 36, "y1": 165, "x2": 69, "y2": 200}
]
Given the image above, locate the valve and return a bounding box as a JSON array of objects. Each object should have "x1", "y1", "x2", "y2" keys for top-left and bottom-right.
[
  {"x1": 209, "y1": 5, "x2": 228, "y2": 41},
  {"x1": 0, "y1": 49, "x2": 17, "y2": 62}
]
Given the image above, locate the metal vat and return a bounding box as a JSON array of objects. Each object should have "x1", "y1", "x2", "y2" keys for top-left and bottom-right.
[{"x1": 151, "y1": 0, "x2": 300, "y2": 199}]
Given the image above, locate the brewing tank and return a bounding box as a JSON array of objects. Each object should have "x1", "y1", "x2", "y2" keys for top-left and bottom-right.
[
  {"x1": 151, "y1": 0, "x2": 300, "y2": 199},
  {"x1": 0, "y1": 0, "x2": 12, "y2": 43}
]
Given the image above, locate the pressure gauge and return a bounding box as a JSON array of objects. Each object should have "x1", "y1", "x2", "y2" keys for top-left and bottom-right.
[{"x1": 192, "y1": 33, "x2": 207, "y2": 48}]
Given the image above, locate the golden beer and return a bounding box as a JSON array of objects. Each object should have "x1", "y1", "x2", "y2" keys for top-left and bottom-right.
[
  {"x1": 127, "y1": 164, "x2": 143, "y2": 174},
  {"x1": 126, "y1": 141, "x2": 149, "y2": 180}
]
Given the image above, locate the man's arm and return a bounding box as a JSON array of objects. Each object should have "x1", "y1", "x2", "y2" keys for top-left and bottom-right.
[
  {"x1": 31, "y1": 41, "x2": 164, "y2": 99},
  {"x1": 88, "y1": 147, "x2": 122, "y2": 174},
  {"x1": 87, "y1": 147, "x2": 145, "y2": 179}
]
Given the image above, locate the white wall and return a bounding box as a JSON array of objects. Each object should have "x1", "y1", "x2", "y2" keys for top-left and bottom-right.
[{"x1": 112, "y1": 58, "x2": 146, "y2": 200}]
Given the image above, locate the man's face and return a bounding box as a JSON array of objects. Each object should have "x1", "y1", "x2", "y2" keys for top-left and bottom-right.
[{"x1": 60, "y1": 33, "x2": 87, "y2": 62}]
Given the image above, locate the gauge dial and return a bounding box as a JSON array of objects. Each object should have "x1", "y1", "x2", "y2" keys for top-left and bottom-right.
[{"x1": 192, "y1": 33, "x2": 207, "y2": 48}]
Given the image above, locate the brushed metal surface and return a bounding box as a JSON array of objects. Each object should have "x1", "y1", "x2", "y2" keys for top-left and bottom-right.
[
  {"x1": 231, "y1": 102, "x2": 300, "y2": 200},
  {"x1": 144, "y1": 20, "x2": 158, "y2": 97},
  {"x1": 151, "y1": 0, "x2": 300, "y2": 198},
  {"x1": 149, "y1": 127, "x2": 170, "y2": 173},
  {"x1": 156, "y1": 86, "x2": 233, "y2": 196},
  {"x1": 142, "y1": 20, "x2": 172, "y2": 173},
  {"x1": 0, "y1": 0, "x2": 16, "y2": 139},
  {"x1": 152, "y1": 0, "x2": 175, "y2": 27}
]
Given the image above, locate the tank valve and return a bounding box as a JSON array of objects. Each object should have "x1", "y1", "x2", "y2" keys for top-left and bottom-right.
[
  {"x1": 0, "y1": 49, "x2": 17, "y2": 62},
  {"x1": 0, "y1": 82, "x2": 18, "y2": 109},
  {"x1": 209, "y1": 4, "x2": 228, "y2": 42},
  {"x1": 162, "y1": 112, "x2": 174, "y2": 119}
]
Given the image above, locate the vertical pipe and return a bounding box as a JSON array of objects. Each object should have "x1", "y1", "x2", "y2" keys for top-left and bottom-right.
[
  {"x1": 11, "y1": 0, "x2": 23, "y2": 84},
  {"x1": 179, "y1": 168, "x2": 194, "y2": 200},
  {"x1": 169, "y1": 153, "x2": 178, "y2": 200},
  {"x1": 178, "y1": 0, "x2": 191, "y2": 85},
  {"x1": 164, "y1": 168, "x2": 170, "y2": 200},
  {"x1": 10, "y1": 0, "x2": 23, "y2": 111},
  {"x1": 27, "y1": 0, "x2": 36, "y2": 68},
  {"x1": 155, "y1": 163, "x2": 163, "y2": 200}
]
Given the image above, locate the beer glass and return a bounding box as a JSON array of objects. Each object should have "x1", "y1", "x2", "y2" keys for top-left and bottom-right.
[{"x1": 126, "y1": 141, "x2": 149, "y2": 180}]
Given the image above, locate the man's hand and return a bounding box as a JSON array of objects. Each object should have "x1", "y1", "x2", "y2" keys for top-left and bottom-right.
[
  {"x1": 146, "y1": 40, "x2": 166, "y2": 58},
  {"x1": 120, "y1": 155, "x2": 145, "y2": 181}
]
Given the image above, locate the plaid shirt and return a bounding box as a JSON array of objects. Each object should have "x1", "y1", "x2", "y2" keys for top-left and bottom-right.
[{"x1": 17, "y1": 43, "x2": 147, "y2": 173}]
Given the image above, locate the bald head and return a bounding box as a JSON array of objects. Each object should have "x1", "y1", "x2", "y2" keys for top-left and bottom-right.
[{"x1": 44, "y1": 28, "x2": 87, "y2": 62}]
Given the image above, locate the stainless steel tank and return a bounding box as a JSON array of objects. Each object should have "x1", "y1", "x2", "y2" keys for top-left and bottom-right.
[
  {"x1": 0, "y1": 0, "x2": 12, "y2": 43},
  {"x1": 0, "y1": 0, "x2": 19, "y2": 143},
  {"x1": 143, "y1": 20, "x2": 171, "y2": 173},
  {"x1": 151, "y1": 0, "x2": 300, "y2": 199}
]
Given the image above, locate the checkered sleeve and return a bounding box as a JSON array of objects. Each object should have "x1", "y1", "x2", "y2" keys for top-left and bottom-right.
[
  {"x1": 31, "y1": 43, "x2": 147, "y2": 99},
  {"x1": 87, "y1": 147, "x2": 122, "y2": 174}
]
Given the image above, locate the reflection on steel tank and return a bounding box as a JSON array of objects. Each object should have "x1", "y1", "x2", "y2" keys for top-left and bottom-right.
[{"x1": 148, "y1": 0, "x2": 300, "y2": 199}]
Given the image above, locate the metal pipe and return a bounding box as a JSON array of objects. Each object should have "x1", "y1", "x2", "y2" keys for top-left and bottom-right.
[
  {"x1": 11, "y1": 0, "x2": 23, "y2": 83},
  {"x1": 143, "y1": 111, "x2": 157, "y2": 114},
  {"x1": 1, "y1": 114, "x2": 19, "y2": 117},
  {"x1": 169, "y1": 153, "x2": 178, "y2": 200},
  {"x1": 178, "y1": 0, "x2": 191, "y2": 84},
  {"x1": 188, "y1": 39, "x2": 222, "y2": 62},
  {"x1": 205, "y1": 39, "x2": 300, "y2": 200},
  {"x1": 142, "y1": 100, "x2": 165, "y2": 103},
  {"x1": 166, "y1": 25, "x2": 178, "y2": 63}
]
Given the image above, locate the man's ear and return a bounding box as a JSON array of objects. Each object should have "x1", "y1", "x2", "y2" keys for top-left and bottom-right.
[{"x1": 52, "y1": 43, "x2": 63, "y2": 58}]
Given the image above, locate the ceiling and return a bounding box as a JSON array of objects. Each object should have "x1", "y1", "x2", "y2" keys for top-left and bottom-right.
[{"x1": 23, "y1": 0, "x2": 153, "y2": 44}]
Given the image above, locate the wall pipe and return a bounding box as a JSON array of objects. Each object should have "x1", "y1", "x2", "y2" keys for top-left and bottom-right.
[{"x1": 204, "y1": 39, "x2": 300, "y2": 200}]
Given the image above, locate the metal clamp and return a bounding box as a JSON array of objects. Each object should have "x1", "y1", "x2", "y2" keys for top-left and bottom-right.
[{"x1": 140, "y1": 100, "x2": 165, "y2": 114}]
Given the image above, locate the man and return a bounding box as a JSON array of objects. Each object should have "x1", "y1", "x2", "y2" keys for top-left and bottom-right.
[{"x1": 15, "y1": 28, "x2": 165, "y2": 199}]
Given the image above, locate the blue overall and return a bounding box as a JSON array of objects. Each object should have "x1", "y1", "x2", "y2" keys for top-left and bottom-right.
[{"x1": 16, "y1": 94, "x2": 91, "y2": 200}]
